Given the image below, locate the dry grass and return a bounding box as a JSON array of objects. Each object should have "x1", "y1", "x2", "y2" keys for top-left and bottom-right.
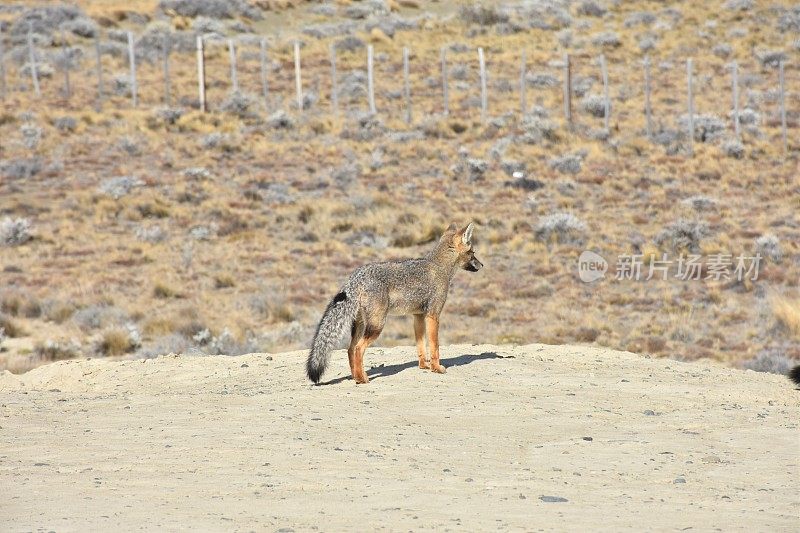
[
  {"x1": 772, "y1": 295, "x2": 800, "y2": 339},
  {"x1": 0, "y1": 0, "x2": 797, "y2": 372}
]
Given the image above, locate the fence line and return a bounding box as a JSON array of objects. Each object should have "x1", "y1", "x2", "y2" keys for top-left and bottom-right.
[
  {"x1": 127, "y1": 31, "x2": 137, "y2": 107},
  {"x1": 644, "y1": 56, "x2": 652, "y2": 139},
  {"x1": 600, "y1": 54, "x2": 609, "y2": 131},
  {"x1": 196, "y1": 35, "x2": 206, "y2": 112},
  {"x1": 441, "y1": 46, "x2": 449, "y2": 116},
  {"x1": 402, "y1": 46, "x2": 411, "y2": 124},
  {"x1": 367, "y1": 44, "x2": 376, "y2": 114},
  {"x1": 61, "y1": 32, "x2": 71, "y2": 99},
  {"x1": 293, "y1": 41, "x2": 302, "y2": 110},
  {"x1": 686, "y1": 58, "x2": 694, "y2": 157},
  {"x1": 94, "y1": 34, "x2": 103, "y2": 109},
  {"x1": 259, "y1": 39, "x2": 269, "y2": 111},
  {"x1": 562, "y1": 53, "x2": 571, "y2": 126},
  {"x1": 519, "y1": 50, "x2": 526, "y2": 116},
  {"x1": 163, "y1": 33, "x2": 171, "y2": 105},
  {"x1": 731, "y1": 60, "x2": 739, "y2": 141},
  {"x1": 26, "y1": 26, "x2": 40, "y2": 97},
  {"x1": 329, "y1": 44, "x2": 337, "y2": 115},
  {"x1": 0, "y1": 32, "x2": 796, "y2": 158},
  {"x1": 478, "y1": 47, "x2": 487, "y2": 123},
  {"x1": 228, "y1": 39, "x2": 238, "y2": 93},
  {"x1": 779, "y1": 60, "x2": 787, "y2": 155},
  {"x1": 0, "y1": 28, "x2": 5, "y2": 100}
]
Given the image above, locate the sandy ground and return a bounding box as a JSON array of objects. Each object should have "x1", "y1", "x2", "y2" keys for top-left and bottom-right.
[{"x1": 1, "y1": 343, "x2": 798, "y2": 532}]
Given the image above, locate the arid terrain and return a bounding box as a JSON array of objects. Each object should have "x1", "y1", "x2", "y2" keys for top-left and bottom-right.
[
  {"x1": 1, "y1": 344, "x2": 798, "y2": 530},
  {"x1": 0, "y1": 0, "x2": 798, "y2": 376}
]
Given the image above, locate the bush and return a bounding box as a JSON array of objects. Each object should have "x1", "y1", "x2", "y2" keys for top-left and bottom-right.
[
  {"x1": 0, "y1": 217, "x2": 33, "y2": 246},
  {"x1": 220, "y1": 91, "x2": 260, "y2": 119},
  {"x1": 654, "y1": 218, "x2": 710, "y2": 253},
  {"x1": 34, "y1": 339, "x2": 81, "y2": 362},
  {"x1": 581, "y1": 94, "x2": 608, "y2": 118},
  {"x1": 681, "y1": 195, "x2": 717, "y2": 212},
  {"x1": 98, "y1": 176, "x2": 143, "y2": 199},
  {"x1": 73, "y1": 305, "x2": 129, "y2": 332},
  {"x1": 743, "y1": 350, "x2": 793, "y2": 375},
  {"x1": 550, "y1": 154, "x2": 582, "y2": 175},
  {"x1": 459, "y1": 4, "x2": 509, "y2": 26},
  {"x1": 0, "y1": 313, "x2": 25, "y2": 337},
  {"x1": 1, "y1": 158, "x2": 43, "y2": 179},
  {"x1": 96, "y1": 325, "x2": 141, "y2": 356},
  {"x1": 534, "y1": 213, "x2": 587, "y2": 245},
  {"x1": 158, "y1": 0, "x2": 262, "y2": 20},
  {"x1": 755, "y1": 234, "x2": 782, "y2": 262}
]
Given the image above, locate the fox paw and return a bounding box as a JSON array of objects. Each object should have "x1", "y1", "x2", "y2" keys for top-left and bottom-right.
[
  {"x1": 431, "y1": 364, "x2": 446, "y2": 374},
  {"x1": 419, "y1": 361, "x2": 430, "y2": 369},
  {"x1": 354, "y1": 374, "x2": 370, "y2": 384}
]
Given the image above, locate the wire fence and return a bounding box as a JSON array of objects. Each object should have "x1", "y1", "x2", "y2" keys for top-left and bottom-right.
[{"x1": 0, "y1": 29, "x2": 796, "y2": 158}]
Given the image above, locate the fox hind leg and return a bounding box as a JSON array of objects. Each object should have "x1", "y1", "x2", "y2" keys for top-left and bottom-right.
[
  {"x1": 348, "y1": 320, "x2": 365, "y2": 381},
  {"x1": 414, "y1": 314, "x2": 429, "y2": 369},
  {"x1": 353, "y1": 328, "x2": 381, "y2": 384}
]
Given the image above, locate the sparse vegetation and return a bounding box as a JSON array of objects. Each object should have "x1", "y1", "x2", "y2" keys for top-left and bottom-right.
[{"x1": 0, "y1": 0, "x2": 796, "y2": 374}]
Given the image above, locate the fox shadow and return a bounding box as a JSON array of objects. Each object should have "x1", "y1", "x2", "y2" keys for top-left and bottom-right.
[{"x1": 316, "y1": 351, "x2": 509, "y2": 386}]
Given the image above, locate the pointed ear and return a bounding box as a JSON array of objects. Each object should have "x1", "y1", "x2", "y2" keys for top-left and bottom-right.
[
  {"x1": 446, "y1": 223, "x2": 458, "y2": 232},
  {"x1": 461, "y1": 223, "x2": 474, "y2": 246}
]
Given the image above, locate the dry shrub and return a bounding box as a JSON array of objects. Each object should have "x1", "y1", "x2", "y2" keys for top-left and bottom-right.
[
  {"x1": 97, "y1": 328, "x2": 136, "y2": 356},
  {"x1": 0, "y1": 314, "x2": 25, "y2": 338},
  {"x1": 772, "y1": 296, "x2": 800, "y2": 338}
]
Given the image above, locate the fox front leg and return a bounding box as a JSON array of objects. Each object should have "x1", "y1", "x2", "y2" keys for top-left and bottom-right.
[
  {"x1": 424, "y1": 314, "x2": 446, "y2": 374},
  {"x1": 413, "y1": 314, "x2": 429, "y2": 369}
]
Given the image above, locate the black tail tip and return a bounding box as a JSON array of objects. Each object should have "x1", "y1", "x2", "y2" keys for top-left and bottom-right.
[
  {"x1": 789, "y1": 365, "x2": 800, "y2": 386},
  {"x1": 307, "y1": 363, "x2": 322, "y2": 385}
]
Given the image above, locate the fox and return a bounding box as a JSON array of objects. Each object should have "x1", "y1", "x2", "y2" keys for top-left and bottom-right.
[{"x1": 306, "y1": 222, "x2": 483, "y2": 384}]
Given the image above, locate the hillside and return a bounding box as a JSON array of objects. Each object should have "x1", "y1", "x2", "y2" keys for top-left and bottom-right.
[
  {"x1": 0, "y1": 1, "x2": 798, "y2": 374},
  {"x1": 1, "y1": 344, "x2": 798, "y2": 530}
]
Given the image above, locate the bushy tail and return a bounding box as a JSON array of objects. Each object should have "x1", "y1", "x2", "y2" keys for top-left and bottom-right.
[
  {"x1": 789, "y1": 365, "x2": 800, "y2": 387},
  {"x1": 307, "y1": 290, "x2": 357, "y2": 384}
]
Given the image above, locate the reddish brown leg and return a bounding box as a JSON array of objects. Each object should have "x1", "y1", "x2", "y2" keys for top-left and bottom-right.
[
  {"x1": 414, "y1": 314, "x2": 429, "y2": 369},
  {"x1": 353, "y1": 331, "x2": 380, "y2": 384},
  {"x1": 425, "y1": 315, "x2": 446, "y2": 374},
  {"x1": 348, "y1": 322, "x2": 365, "y2": 381}
]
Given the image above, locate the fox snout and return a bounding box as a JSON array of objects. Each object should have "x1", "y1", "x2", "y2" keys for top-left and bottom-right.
[{"x1": 464, "y1": 256, "x2": 483, "y2": 272}]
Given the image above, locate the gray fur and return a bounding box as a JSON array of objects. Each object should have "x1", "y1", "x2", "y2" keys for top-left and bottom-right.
[
  {"x1": 307, "y1": 292, "x2": 357, "y2": 383},
  {"x1": 306, "y1": 224, "x2": 483, "y2": 384}
]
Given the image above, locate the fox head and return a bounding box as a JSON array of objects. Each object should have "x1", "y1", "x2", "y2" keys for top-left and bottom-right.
[{"x1": 444, "y1": 222, "x2": 483, "y2": 272}]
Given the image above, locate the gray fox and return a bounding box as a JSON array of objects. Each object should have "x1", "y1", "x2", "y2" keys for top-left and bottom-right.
[{"x1": 307, "y1": 223, "x2": 483, "y2": 384}]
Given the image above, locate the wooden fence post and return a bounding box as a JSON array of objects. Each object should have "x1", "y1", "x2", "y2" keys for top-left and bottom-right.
[
  {"x1": 686, "y1": 58, "x2": 694, "y2": 157},
  {"x1": 644, "y1": 55, "x2": 652, "y2": 139},
  {"x1": 260, "y1": 39, "x2": 269, "y2": 111},
  {"x1": 27, "y1": 25, "x2": 40, "y2": 97},
  {"x1": 61, "y1": 32, "x2": 71, "y2": 99},
  {"x1": 367, "y1": 44, "x2": 376, "y2": 114},
  {"x1": 731, "y1": 60, "x2": 740, "y2": 140},
  {"x1": 163, "y1": 32, "x2": 171, "y2": 105},
  {"x1": 95, "y1": 34, "x2": 104, "y2": 109},
  {"x1": 127, "y1": 31, "x2": 137, "y2": 107},
  {"x1": 441, "y1": 46, "x2": 449, "y2": 115},
  {"x1": 600, "y1": 54, "x2": 609, "y2": 131},
  {"x1": 294, "y1": 40, "x2": 303, "y2": 110},
  {"x1": 478, "y1": 47, "x2": 487, "y2": 123},
  {"x1": 778, "y1": 60, "x2": 787, "y2": 156},
  {"x1": 403, "y1": 46, "x2": 411, "y2": 125},
  {"x1": 196, "y1": 35, "x2": 206, "y2": 112},
  {"x1": 563, "y1": 53, "x2": 571, "y2": 127},
  {"x1": 329, "y1": 44, "x2": 338, "y2": 115},
  {"x1": 228, "y1": 39, "x2": 238, "y2": 93},
  {"x1": 0, "y1": 28, "x2": 6, "y2": 100},
  {"x1": 519, "y1": 49, "x2": 526, "y2": 117}
]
